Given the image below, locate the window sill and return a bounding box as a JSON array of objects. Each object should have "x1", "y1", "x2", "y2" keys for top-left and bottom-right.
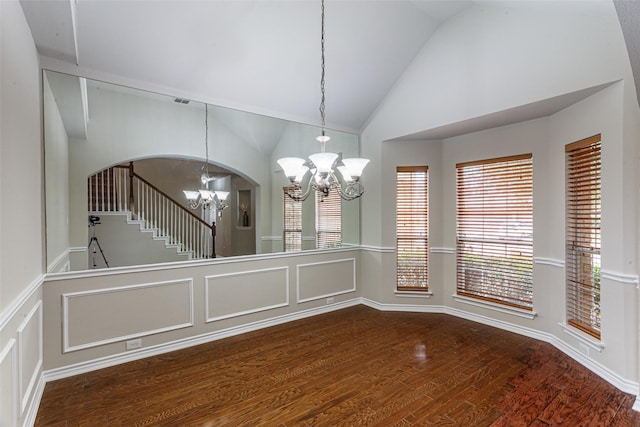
[
  {"x1": 559, "y1": 322, "x2": 604, "y2": 352},
  {"x1": 452, "y1": 294, "x2": 537, "y2": 319},
  {"x1": 395, "y1": 290, "x2": 433, "y2": 298}
]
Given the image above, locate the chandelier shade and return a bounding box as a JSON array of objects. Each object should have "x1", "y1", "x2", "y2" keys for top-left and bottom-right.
[
  {"x1": 277, "y1": 157, "x2": 307, "y2": 180},
  {"x1": 341, "y1": 158, "x2": 370, "y2": 180},
  {"x1": 308, "y1": 152, "x2": 338, "y2": 175},
  {"x1": 183, "y1": 190, "x2": 200, "y2": 201},
  {"x1": 214, "y1": 190, "x2": 230, "y2": 201},
  {"x1": 337, "y1": 165, "x2": 352, "y2": 182}
]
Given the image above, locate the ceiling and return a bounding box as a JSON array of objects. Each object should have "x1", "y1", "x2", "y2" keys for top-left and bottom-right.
[
  {"x1": 20, "y1": 0, "x2": 472, "y2": 133},
  {"x1": 614, "y1": 0, "x2": 640, "y2": 110},
  {"x1": 20, "y1": 1, "x2": 640, "y2": 136}
]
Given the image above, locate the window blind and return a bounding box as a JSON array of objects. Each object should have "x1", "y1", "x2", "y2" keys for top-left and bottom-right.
[
  {"x1": 565, "y1": 134, "x2": 601, "y2": 339},
  {"x1": 396, "y1": 166, "x2": 429, "y2": 290},
  {"x1": 283, "y1": 187, "x2": 302, "y2": 252},
  {"x1": 456, "y1": 154, "x2": 533, "y2": 310},
  {"x1": 316, "y1": 189, "x2": 341, "y2": 249}
]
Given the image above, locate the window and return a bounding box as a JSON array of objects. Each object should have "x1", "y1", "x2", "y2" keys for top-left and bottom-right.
[
  {"x1": 565, "y1": 135, "x2": 601, "y2": 339},
  {"x1": 396, "y1": 166, "x2": 429, "y2": 290},
  {"x1": 283, "y1": 187, "x2": 302, "y2": 252},
  {"x1": 316, "y1": 190, "x2": 341, "y2": 249},
  {"x1": 456, "y1": 154, "x2": 533, "y2": 310}
]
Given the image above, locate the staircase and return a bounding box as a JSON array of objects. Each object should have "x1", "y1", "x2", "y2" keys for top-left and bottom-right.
[{"x1": 88, "y1": 163, "x2": 217, "y2": 260}]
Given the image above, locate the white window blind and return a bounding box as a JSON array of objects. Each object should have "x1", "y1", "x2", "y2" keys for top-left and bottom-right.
[
  {"x1": 456, "y1": 154, "x2": 534, "y2": 310},
  {"x1": 316, "y1": 189, "x2": 341, "y2": 249},
  {"x1": 283, "y1": 187, "x2": 302, "y2": 252},
  {"x1": 565, "y1": 134, "x2": 601, "y2": 339},
  {"x1": 396, "y1": 166, "x2": 429, "y2": 290}
]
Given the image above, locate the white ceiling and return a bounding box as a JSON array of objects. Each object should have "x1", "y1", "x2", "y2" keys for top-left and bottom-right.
[
  {"x1": 614, "y1": 0, "x2": 640, "y2": 110},
  {"x1": 21, "y1": 0, "x2": 640, "y2": 137},
  {"x1": 20, "y1": 0, "x2": 472, "y2": 133}
]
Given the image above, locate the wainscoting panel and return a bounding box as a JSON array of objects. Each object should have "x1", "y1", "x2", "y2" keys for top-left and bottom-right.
[
  {"x1": 17, "y1": 301, "x2": 42, "y2": 415},
  {"x1": 63, "y1": 279, "x2": 194, "y2": 353},
  {"x1": 297, "y1": 258, "x2": 357, "y2": 303},
  {"x1": 0, "y1": 338, "x2": 18, "y2": 427},
  {"x1": 206, "y1": 267, "x2": 289, "y2": 322}
]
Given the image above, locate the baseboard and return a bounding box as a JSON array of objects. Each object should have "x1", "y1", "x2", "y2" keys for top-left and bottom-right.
[
  {"x1": 42, "y1": 298, "x2": 361, "y2": 383},
  {"x1": 23, "y1": 373, "x2": 46, "y2": 427},
  {"x1": 363, "y1": 297, "x2": 639, "y2": 398},
  {"x1": 361, "y1": 298, "x2": 443, "y2": 313},
  {"x1": 38, "y1": 296, "x2": 640, "y2": 418}
]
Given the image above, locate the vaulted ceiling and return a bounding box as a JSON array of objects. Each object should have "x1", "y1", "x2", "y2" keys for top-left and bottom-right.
[
  {"x1": 19, "y1": 1, "x2": 640, "y2": 134},
  {"x1": 20, "y1": 0, "x2": 472, "y2": 133}
]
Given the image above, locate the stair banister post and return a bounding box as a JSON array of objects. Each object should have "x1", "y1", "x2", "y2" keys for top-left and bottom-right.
[
  {"x1": 128, "y1": 162, "x2": 136, "y2": 219},
  {"x1": 211, "y1": 221, "x2": 216, "y2": 258}
]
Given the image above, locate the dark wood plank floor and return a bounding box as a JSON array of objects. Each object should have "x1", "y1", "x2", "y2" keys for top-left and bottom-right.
[{"x1": 36, "y1": 305, "x2": 639, "y2": 426}]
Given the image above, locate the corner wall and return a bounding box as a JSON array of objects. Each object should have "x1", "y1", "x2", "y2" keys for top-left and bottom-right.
[
  {"x1": 0, "y1": 0, "x2": 46, "y2": 425},
  {"x1": 360, "y1": 0, "x2": 639, "y2": 401}
]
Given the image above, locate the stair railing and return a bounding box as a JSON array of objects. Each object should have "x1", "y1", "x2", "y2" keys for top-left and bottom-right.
[{"x1": 88, "y1": 162, "x2": 217, "y2": 259}]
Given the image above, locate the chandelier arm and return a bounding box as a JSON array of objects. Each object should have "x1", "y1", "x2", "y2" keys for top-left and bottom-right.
[
  {"x1": 344, "y1": 182, "x2": 365, "y2": 200},
  {"x1": 328, "y1": 173, "x2": 351, "y2": 201},
  {"x1": 284, "y1": 178, "x2": 315, "y2": 202},
  {"x1": 327, "y1": 172, "x2": 364, "y2": 201},
  {"x1": 332, "y1": 182, "x2": 357, "y2": 201}
]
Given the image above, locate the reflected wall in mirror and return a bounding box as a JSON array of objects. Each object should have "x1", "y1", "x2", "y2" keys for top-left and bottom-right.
[{"x1": 44, "y1": 70, "x2": 361, "y2": 272}]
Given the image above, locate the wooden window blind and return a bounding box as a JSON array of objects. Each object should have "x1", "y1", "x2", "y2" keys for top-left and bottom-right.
[
  {"x1": 565, "y1": 134, "x2": 601, "y2": 339},
  {"x1": 283, "y1": 187, "x2": 302, "y2": 252},
  {"x1": 396, "y1": 166, "x2": 429, "y2": 290},
  {"x1": 316, "y1": 189, "x2": 341, "y2": 249},
  {"x1": 456, "y1": 154, "x2": 533, "y2": 310}
]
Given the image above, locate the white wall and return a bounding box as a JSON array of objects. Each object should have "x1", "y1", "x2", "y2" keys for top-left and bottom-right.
[
  {"x1": 0, "y1": 1, "x2": 45, "y2": 425},
  {"x1": 360, "y1": 0, "x2": 640, "y2": 396}
]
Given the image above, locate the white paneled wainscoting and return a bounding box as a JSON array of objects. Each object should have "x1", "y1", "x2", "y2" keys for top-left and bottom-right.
[
  {"x1": 42, "y1": 248, "x2": 362, "y2": 381},
  {"x1": 5, "y1": 246, "x2": 640, "y2": 425},
  {"x1": 0, "y1": 275, "x2": 44, "y2": 427}
]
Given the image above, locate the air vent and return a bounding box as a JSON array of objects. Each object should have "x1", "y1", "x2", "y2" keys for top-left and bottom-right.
[{"x1": 174, "y1": 98, "x2": 190, "y2": 104}]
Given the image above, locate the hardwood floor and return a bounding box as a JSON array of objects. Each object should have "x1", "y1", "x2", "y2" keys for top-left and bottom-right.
[{"x1": 35, "y1": 305, "x2": 639, "y2": 426}]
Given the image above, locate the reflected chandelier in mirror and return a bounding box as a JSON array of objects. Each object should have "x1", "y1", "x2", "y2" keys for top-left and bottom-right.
[{"x1": 43, "y1": 70, "x2": 362, "y2": 273}]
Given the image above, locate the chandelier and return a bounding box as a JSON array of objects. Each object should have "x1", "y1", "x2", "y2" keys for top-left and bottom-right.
[
  {"x1": 183, "y1": 104, "x2": 229, "y2": 211},
  {"x1": 277, "y1": 0, "x2": 369, "y2": 202}
]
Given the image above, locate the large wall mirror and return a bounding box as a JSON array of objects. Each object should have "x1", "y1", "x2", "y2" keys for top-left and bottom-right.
[{"x1": 44, "y1": 70, "x2": 361, "y2": 272}]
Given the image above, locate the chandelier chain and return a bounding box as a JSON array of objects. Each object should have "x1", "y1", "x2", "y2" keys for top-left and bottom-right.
[
  {"x1": 319, "y1": 0, "x2": 326, "y2": 142},
  {"x1": 204, "y1": 104, "x2": 209, "y2": 163}
]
